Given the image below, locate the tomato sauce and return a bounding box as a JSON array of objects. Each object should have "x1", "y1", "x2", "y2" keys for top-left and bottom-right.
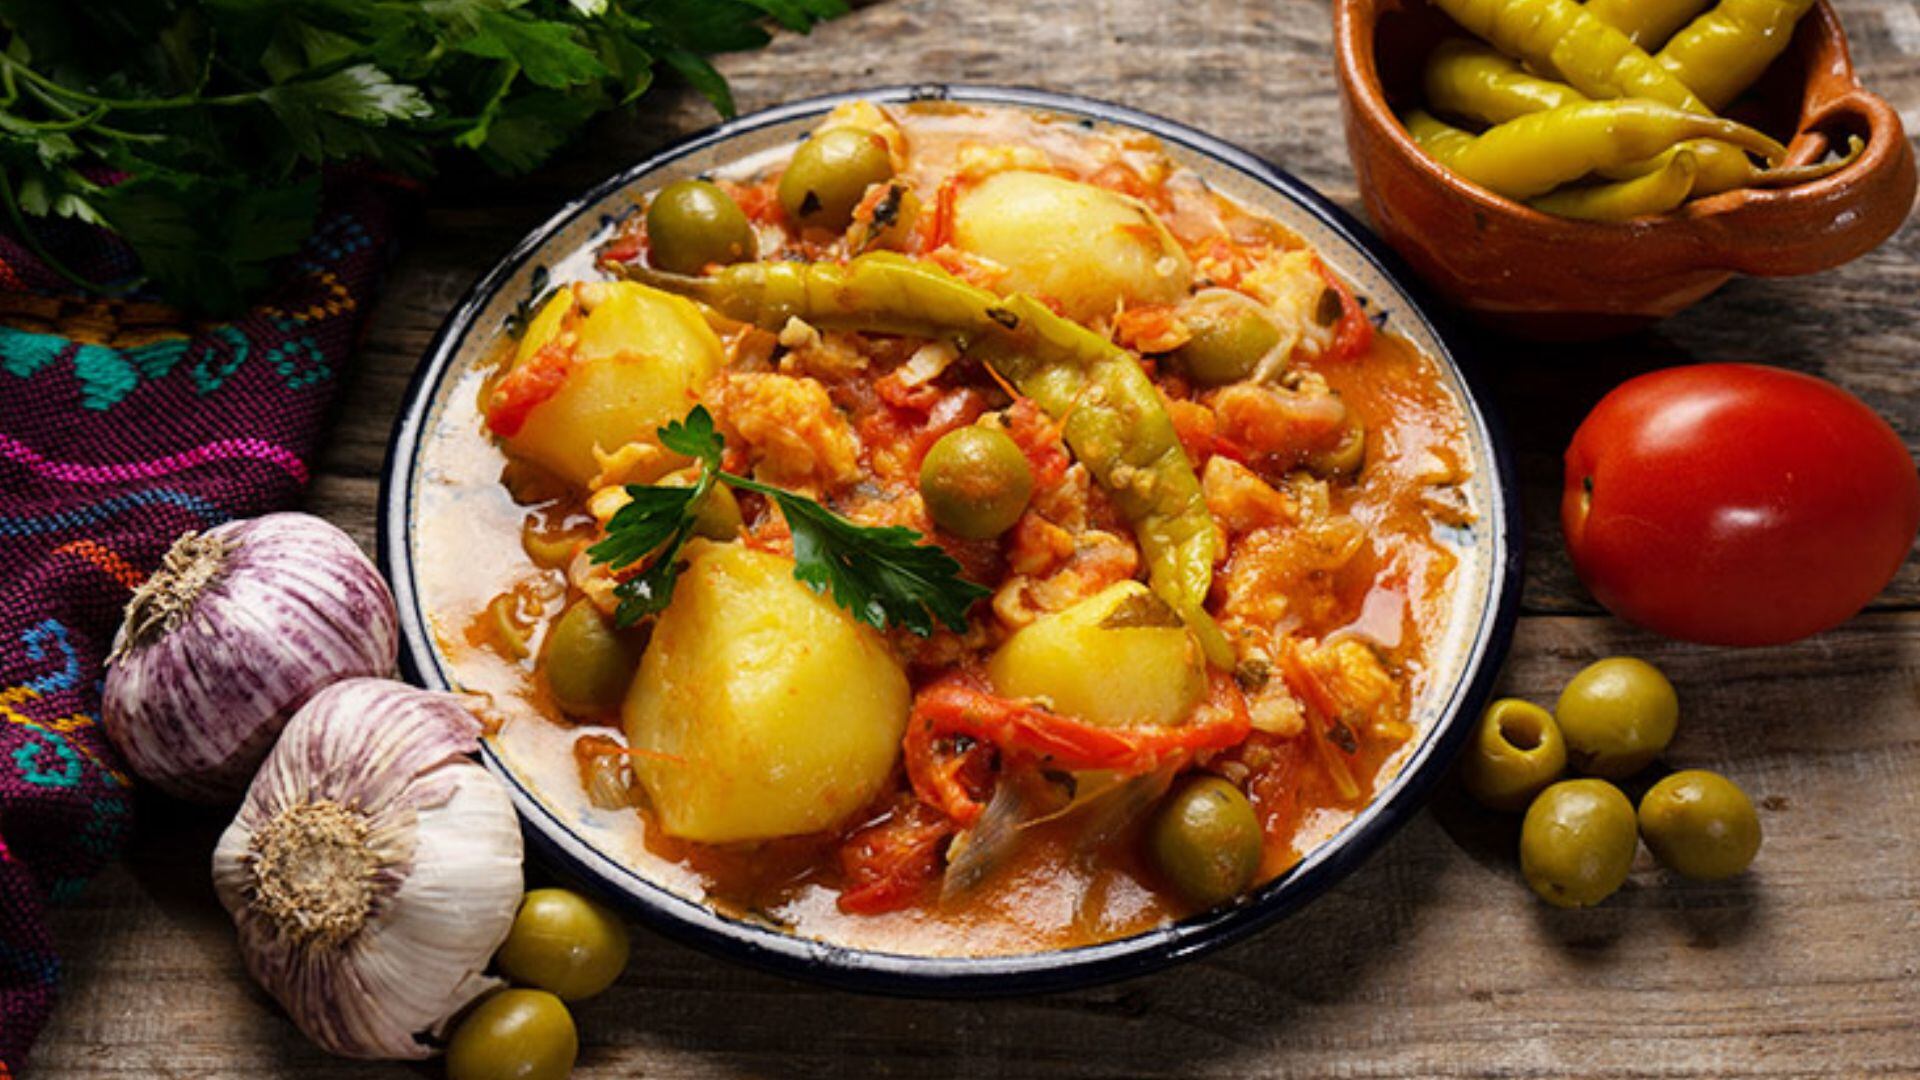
[{"x1": 419, "y1": 102, "x2": 1479, "y2": 957}]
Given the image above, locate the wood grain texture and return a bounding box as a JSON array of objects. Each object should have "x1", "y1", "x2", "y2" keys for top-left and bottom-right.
[{"x1": 32, "y1": 0, "x2": 1920, "y2": 1075}]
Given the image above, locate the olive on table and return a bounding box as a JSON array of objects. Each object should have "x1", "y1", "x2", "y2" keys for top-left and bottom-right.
[
  {"x1": 1146, "y1": 775, "x2": 1263, "y2": 908},
  {"x1": 541, "y1": 600, "x2": 643, "y2": 717},
  {"x1": 1460, "y1": 698, "x2": 1567, "y2": 812},
  {"x1": 497, "y1": 887, "x2": 633, "y2": 1001},
  {"x1": 1173, "y1": 302, "x2": 1282, "y2": 386},
  {"x1": 919, "y1": 425, "x2": 1035, "y2": 539},
  {"x1": 1554, "y1": 656, "x2": 1679, "y2": 779},
  {"x1": 1519, "y1": 779, "x2": 1639, "y2": 909},
  {"x1": 1638, "y1": 770, "x2": 1762, "y2": 881},
  {"x1": 646, "y1": 179, "x2": 755, "y2": 275},
  {"x1": 777, "y1": 127, "x2": 895, "y2": 231},
  {"x1": 445, "y1": 989, "x2": 577, "y2": 1080}
]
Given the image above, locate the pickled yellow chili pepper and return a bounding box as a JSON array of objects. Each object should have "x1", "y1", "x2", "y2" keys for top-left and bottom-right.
[
  {"x1": 1401, "y1": 109, "x2": 1479, "y2": 165},
  {"x1": 629, "y1": 254, "x2": 1232, "y2": 667},
  {"x1": 1423, "y1": 39, "x2": 1852, "y2": 196},
  {"x1": 1423, "y1": 39, "x2": 1582, "y2": 124},
  {"x1": 1418, "y1": 99, "x2": 1783, "y2": 199},
  {"x1": 1530, "y1": 148, "x2": 1698, "y2": 220},
  {"x1": 1656, "y1": 0, "x2": 1817, "y2": 111},
  {"x1": 1430, "y1": 0, "x2": 1708, "y2": 112},
  {"x1": 1583, "y1": 0, "x2": 1714, "y2": 48}
]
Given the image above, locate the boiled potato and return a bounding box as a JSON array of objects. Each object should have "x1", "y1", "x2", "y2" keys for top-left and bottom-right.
[
  {"x1": 505, "y1": 281, "x2": 723, "y2": 487},
  {"x1": 987, "y1": 581, "x2": 1205, "y2": 728},
  {"x1": 624, "y1": 542, "x2": 910, "y2": 843},
  {"x1": 952, "y1": 170, "x2": 1192, "y2": 323}
]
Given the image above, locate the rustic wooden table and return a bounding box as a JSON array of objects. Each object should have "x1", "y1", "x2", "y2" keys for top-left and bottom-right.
[{"x1": 30, "y1": 0, "x2": 1920, "y2": 1075}]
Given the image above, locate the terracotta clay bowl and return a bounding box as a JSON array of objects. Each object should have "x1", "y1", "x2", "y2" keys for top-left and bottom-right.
[{"x1": 1334, "y1": 0, "x2": 1918, "y2": 339}]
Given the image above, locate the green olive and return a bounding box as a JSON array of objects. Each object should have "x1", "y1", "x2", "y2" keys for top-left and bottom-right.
[
  {"x1": 777, "y1": 127, "x2": 894, "y2": 231},
  {"x1": 646, "y1": 179, "x2": 754, "y2": 275},
  {"x1": 1146, "y1": 776, "x2": 1264, "y2": 908},
  {"x1": 1461, "y1": 698, "x2": 1568, "y2": 812},
  {"x1": 497, "y1": 887, "x2": 632, "y2": 1001},
  {"x1": 1554, "y1": 657, "x2": 1679, "y2": 778},
  {"x1": 445, "y1": 989, "x2": 577, "y2": 1080},
  {"x1": 541, "y1": 600, "x2": 642, "y2": 717},
  {"x1": 1638, "y1": 770, "x2": 1761, "y2": 881},
  {"x1": 1519, "y1": 779, "x2": 1638, "y2": 908},
  {"x1": 1307, "y1": 418, "x2": 1367, "y2": 478},
  {"x1": 691, "y1": 483, "x2": 743, "y2": 540},
  {"x1": 919, "y1": 425, "x2": 1034, "y2": 539},
  {"x1": 1173, "y1": 302, "x2": 1282, "y2": 386}
]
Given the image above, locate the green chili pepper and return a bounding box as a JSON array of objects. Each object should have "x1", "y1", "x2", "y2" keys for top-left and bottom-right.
[
  {"x1": 629, "y1": 254, "x2": 1232, "y2": 667},
  {"x1": 1655, "y1": 0, "x2": 1817, "y2": 111},
  {"x1": 1409, "y1": 99, "x2": 1783, "y2": 199},
  {"x1": 967, "y1": 296, "x2": 1232, "y2": 668},
  {"x1": 1430, "y1": 0, "x2": 1710, "y2": 113},
  {"x1": 1582, "y1": 0, "x2": 1714, "y2": 48},
  {"x1": 625, "y1": 252, "x2": 1010, "y2": 339},
  {"x1": 1530, "y1": 148, "x2": 1698, "y2": 221}
]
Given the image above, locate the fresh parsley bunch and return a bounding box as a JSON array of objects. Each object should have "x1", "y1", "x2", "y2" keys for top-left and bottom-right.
[
  {"x1": 590, "y1": 407, "x2": 991, "y2": 635},
  {"x1": 0, "y1": 0, "x2": 844, "y2": 313}
]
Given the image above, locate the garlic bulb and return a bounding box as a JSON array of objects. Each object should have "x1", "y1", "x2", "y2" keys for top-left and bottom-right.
[
  {"x1": 213, "y1": 678, "x2": 524, "y2": 1059},
  {"x1": 104, "y1": 512, "x2": 398, "y2": 802}
]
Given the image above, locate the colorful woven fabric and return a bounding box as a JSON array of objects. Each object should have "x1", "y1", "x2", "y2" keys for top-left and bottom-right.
[{"x1": 0, "y1": 178, "x2": 397, "y2": 1072}]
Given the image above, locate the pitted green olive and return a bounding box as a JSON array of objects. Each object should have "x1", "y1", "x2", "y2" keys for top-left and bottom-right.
[
  {"x1": 542, "y1": 600, "x2": 642, "y2": 717},
  {"x1": 1174, "y1": 303, "x2": 1282, "y2": 386},
  {"x1": 445, "y1": 990, "x2": 577, "y2": 1080},
  {"x1": 778, "y1": 127, "x2": 894, "y2": 231},
  {"x1": 1555, "y1": 657, "x2": 1679, "y2": 778},
  {"x1": 1146, "y1": 776, "x2": 1263, "y2": 908},
  {"x1": 497, "y1": 887, "x2": 632, "y2": 1001},
  {"x1": 1520, "y1": 779, "x2": 1638, "y2": 908},
  {"x1": 1461, "y1": 698, "x2": 1567, "y2": 812},
  {"x1": 647, "y1": 179, "x2": 754, "y2": 274},
  {"x1": 1638, "y1": 770, "x2": 1761, "y2": 881},
  {"x1": 919, "y1": 425, "x2": 1034, "y2": 539}
]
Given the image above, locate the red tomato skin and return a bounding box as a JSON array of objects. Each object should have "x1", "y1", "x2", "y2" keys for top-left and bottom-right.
[{"x1": 1562, "y1": 363, "x2": 1920, "y2": 647}]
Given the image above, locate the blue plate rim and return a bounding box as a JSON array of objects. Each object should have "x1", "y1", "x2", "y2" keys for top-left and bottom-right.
[{"x1": 376, "y1": 83, "x2": 1524, "y2": 997}]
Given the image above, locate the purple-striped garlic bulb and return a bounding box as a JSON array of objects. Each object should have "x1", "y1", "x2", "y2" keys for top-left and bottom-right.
[
  {"x1": 213, "y1": 678, "x2": 524, "y2": 1059},
  {"x1": 103, "y1": 512, "x2": 398, "y2": 802}
]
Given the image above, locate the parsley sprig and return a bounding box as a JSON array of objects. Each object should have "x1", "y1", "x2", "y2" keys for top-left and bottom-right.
[
  {"x1": 589, "y1": 406, "x2": 991, "y2": 636},
  {"x1": 0, "y1": 0, "x2": 845, "y2": 313}
]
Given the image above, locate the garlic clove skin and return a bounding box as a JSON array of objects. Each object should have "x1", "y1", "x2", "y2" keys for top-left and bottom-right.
[
  {"x1": 105, "y1": 512, "x2": 398, "y2": 803},
  {"x1": 213, "y1": 678, "x2": 524, "y2": 1060}
]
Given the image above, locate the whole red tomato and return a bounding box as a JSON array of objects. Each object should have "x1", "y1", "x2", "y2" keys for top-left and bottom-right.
[{"x1": 1562, "y1": 363, "x2": 1919, "y2": 646}]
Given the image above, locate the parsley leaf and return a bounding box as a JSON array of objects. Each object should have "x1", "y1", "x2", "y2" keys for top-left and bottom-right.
[
  {"x1": 752, "y1": 485, "x2": 992, "y2": 636},
  {"x1": 262, "y1": 63, "x2": 433, "y2": 125},
  {"x1": 657, "y1": 405, "x2": 722, "y2": 468},
  {"x1": 0, "y1": 0, "x2": 844, "y2": 314},
  {"x1": 456, "y1": 11, "x2": 609, "y2": 91},
  {"x1": 589, "y1": 485, "x2": 701, "y2": 571},
  {"x1": 589, "y1": 406, "x2": 989, "y2": 635}
]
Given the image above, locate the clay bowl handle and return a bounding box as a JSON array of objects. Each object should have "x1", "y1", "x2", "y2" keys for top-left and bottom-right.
[{"x1": 1682, "y1": 0, "x2": 1918, "y2": 278}]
